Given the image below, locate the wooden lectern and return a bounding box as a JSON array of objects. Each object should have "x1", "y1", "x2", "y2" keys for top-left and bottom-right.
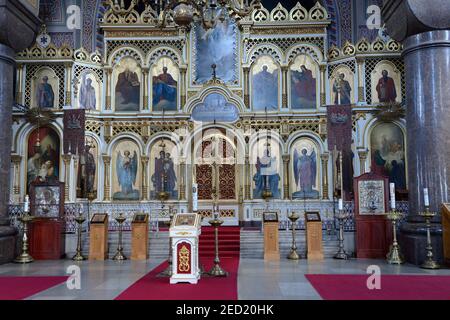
[
  {"x1": 263, "y1": 212, "x2": 280, "y2": 260},
  {"x1": 131, "y1": 213, "x2": 149, "y2": 260},
  {"x1": 305, "y1": 212, "x2": 324, "y2": 260},
  {"x1": 89, "y1": 214, "x2": 109, "y2": 260},
  {"x1": 442, "y1": 204, "x2": 450, "y2": 266}
]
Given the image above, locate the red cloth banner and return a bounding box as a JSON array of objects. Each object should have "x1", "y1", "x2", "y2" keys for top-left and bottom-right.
[{"x1": 63, "y1": 109, "x2": 85, "y2": 155}]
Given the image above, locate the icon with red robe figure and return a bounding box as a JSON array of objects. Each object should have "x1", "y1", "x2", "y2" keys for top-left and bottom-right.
[{"x1": 376, "y1": 70, "x2": 397, "y2": 103}]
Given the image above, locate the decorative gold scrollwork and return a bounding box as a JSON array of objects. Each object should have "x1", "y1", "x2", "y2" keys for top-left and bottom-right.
[{"x1": 178, "y1": 245, "x2": 190, "y2": 272}]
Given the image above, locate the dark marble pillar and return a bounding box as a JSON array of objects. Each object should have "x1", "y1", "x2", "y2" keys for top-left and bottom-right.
[
  {"x1": 383, "y1": 0, "x2": 450, "y2": 265},
  {"x1": 0, "y1": 0, "x2": 40, "y2": 264}
]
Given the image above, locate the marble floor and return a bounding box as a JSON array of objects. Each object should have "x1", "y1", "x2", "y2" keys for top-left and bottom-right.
[{"x1": 0, "y1": 258, "x2": 449, "y2": 300}]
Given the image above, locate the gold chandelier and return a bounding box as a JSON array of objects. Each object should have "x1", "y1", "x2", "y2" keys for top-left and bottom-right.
[{"x1": 105, "y1": 0, "x2": 261, "y2": 29}]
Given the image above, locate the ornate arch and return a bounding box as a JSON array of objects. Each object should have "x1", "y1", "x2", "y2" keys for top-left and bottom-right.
[
  {"x1": 147, "y1": 46, "x2": 182, "y2": 66},
  {"x1": 245, "y1": 43, "x2": 283, "y2": 65},
  {"x1": 285, "y1": 44, "x2": 324, "y2": 65},
  {"x1": 108, "y1": 45, "x2": 145, "y2": 67}
]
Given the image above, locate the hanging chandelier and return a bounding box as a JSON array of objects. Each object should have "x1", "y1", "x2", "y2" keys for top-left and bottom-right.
[{"x1": 105, "y1": 0, "x2": 261, "y2": 29}]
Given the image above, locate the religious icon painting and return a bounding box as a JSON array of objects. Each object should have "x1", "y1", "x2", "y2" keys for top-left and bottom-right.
[
  {"x1": 370, "y1": 122, "x2": 407, "y2": 191},
  {"x1": 31, "y1": 67, "x2": 59, "y2": 109},
  {"x1": 151, "y1": 57, "x2": 178, "y2": 112},
  {"x1": 26, "y1": 127, "x2": 60, "y2": 192},
  {"x1": 251, "y1": 137, "x2": 282, "y2": 199},
  {"x1": 330, "y1": 65, "x2": 354, "y2": 105},
  {"x1": 371, "y1": 61, "x2": 402, "y2": 104},
  {"x1": 113, "y1": 57, "x2": 141, "y2": 112},
  {"x1": 289, "y1": 55, "x2": 318, "y2": 110},
  {"x1": 76, "y1": 71, "x2": 101, "y2": 110},
  {"x1": 291, "y1": 138, "x2": 320, "y2": 199},
  {"x1": 112, "y1": 139, "x2": 141, "y2": 201},
  {"x1": 150, "y1": 139, "x2": 178, "y2": 200},
  {"x1": 251, "y1": 56, "x2": 280, "y2": 111},
  {"x1": 193, "y1": 16, "x2": 238, "y2": 84},
  {"x1": 78, "y1": 136, "x2": 98, "y2": 197}
]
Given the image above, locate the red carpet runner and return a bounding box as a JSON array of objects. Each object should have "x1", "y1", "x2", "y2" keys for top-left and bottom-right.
[
  {"x1": 115, "y1": 227, "x2": 241, "y2": 300},
  {"x1": 306, "y1": 274, "x2": 450, "y2": 300},
  {"x1": 0, "y1": 276, "x2": 68, "y2": 300}
]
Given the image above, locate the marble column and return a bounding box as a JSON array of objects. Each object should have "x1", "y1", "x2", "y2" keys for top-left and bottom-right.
[
  {"x1": 141, "y1": 156, "x2": 149, "y2": 201},
  {"x1": 281, "y1": 66, "x2": 288, "y2": 109},
  {"x1": 356, "y1": 57, "x2": 365, "y2": 103},
  {"x1": 102, "y1": 155, "x2": 111, "y2": 201},
  {"x1": 180, "y1": 66, "x2": 187, "y2": 108},
  {"x1": 142, "y1": 68, "x2": 149, "y2": 111},
  {"x1": 15, "y1": 63, "x2": 24, "y2": 104},
  {"x1": 319, "y1": 65, "x2": 327, "y2": 106},
  {"x1": 65, "y1": 63, "x2": 73, "y2": 106},
  {"x1": 0, "y1": 0, "x2": 40, "y2": 264},
  {"x1": 357, "y1": 148, "x2": 368, "y2": 175},
  {"x1": 244, "y1": 155, "x2": 251, "y2": 200},
  {"x1": 10, "y1": 154, "x2": 21, "y2": 203},
  {"x1": 282, "y1": 154, "x2": 290, "y2": 200},
  {"x1": 320, "y1": 153, "x2": 329, "y2": 200},
  {"x1": 383, "y1": 0, "x2": 450, "y2": 265},
  {"x1": 62, "y1": 154, "x2": 71, "y2": 202},
  {"x1": 243, "y1": 67, "x2": 250, "y2": 108},
  {"x1": 179, "y1": 157, "x2": 186, "y2": 201},
  {"x1": 105, "y1": 68, "x2": 112, "y2": 110}
]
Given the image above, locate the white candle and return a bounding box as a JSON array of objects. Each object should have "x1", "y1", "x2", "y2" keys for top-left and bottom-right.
[
  {"x1": 338, "y1": 199, "x2": 343, "y2": 211},
  {"x1": 424, "y1": 188, "x2": 430, "y2": 207},
  {"x1": 390, "y1": 183, "x2": 396, "y2": 210},
  {"x1": 24, "y1": 195, "x2": 30, "y2": 213}
]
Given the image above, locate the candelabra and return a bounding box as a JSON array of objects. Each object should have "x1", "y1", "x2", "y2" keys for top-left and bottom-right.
[
  {"x1": 14, "y1": 213, "x2": 34, "y2": 264},
  {"x1": 208, "y1": 215, "x2": 228, "y2": 277},
  {"x1": 334, "y1": 210, "x2": 349, "y2": 260},
  {"x1": 287, "y1": 213, "x2": 300, "y2": 260},
  {"x1": 386, "y1": 210, "x2": 404, "y2": 264},
  {"x1": 112, "y1": 213, "x2": 127, "y2": 261},
  {"x1": 72, "y1": 209, "x2": 86, "y2": 261},
  {"x1": 419, "y1": 207, "x2": 440, "y2": 269}
]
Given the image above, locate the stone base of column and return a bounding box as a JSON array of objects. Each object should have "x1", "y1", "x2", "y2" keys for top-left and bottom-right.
[
  {"x1": 399, "y1": 222, "x2": 444, "y2": 265},
  {"x1": 0, "y1": 225, "x2": 17, "y2": 265}
]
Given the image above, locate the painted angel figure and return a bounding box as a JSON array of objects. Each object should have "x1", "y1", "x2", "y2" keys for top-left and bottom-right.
[
  {"x1": 116, "y1": 150, "x2": 137, "y2": 196},
  {"x1": 293, "y1": 148, "x2": 318, "y2": 198}
]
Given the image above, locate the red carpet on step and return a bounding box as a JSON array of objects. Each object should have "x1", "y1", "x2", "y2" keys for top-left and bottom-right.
[
  {"x1": 306, "y1": 274, "x2": 450, "y2": 300},
  {"x1": 115, "y1": 257, "x2": 239, "y2": 300},
  {"x1": 199, "y1": 226, "x2": 241, "y2": 258},
  {"x1": 0, "y1": 276, "x2": 68, "y2": 300}
]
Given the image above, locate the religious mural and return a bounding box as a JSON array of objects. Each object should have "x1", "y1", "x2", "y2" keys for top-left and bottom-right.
[
  {"x1": 330, "y1": 66, "x2": 354, "y2": 105},
  {"x1": 152, "y1": 57, "x2": 178, "y2": 111},
  {"x1": 194, "y1": 17, "x2": 237, "y2": 84},
  {"x1": 251, "y1": 56, "x2": 279, "y2": 111},
  {"x1": 291, "y1": 138, "x2": 320, "y2": 199},
  {"x1": 32, "y1": 68, "x2": 58, "y2": 109},
  {"x1": 191, "y1": 93, "x2": 239, "y2": 123},
  {"x1": 114, "y1": 57, "x2": 141, "y2": 111},
  {"x1": 252, "y1": 138, "x2": 281, "y2": 199},
  {"x1": 112, "y1": 140, "x2": 141, "y2": 201},
  {"x1": 371, "y1": 62, "x2": 401, "y2": 104},
  {"x1": 150, "y1": 139, "x2": 178, "y2": 199},
  {"x1": 78, "y1": 137, "x2": 98, "y2": 197},
  {"x1": 370, "y1": 123, "x2": 406, "y2": 190},
  {"x1": 290, "y1": 55, "x2": 317, "y2": 110},
  {"x1": 27, "y1": 127, "x2": 60, "y2": 191},
  {"x1": 77, "y1": 72, "x2": 100, "y2": 110}
]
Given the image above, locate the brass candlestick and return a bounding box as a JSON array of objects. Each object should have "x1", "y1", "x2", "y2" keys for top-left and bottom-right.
[
  {"x1": 419, "y1": 207, "x2": 440, "y2": 269},
  {"x1": 386, "y1": 210, "x2": 404, "y2": 264},
  {"x1": 334, "y1": 210, "x2": 349, "y2": 260},
  {"x1": 112, "y1": 213, "x2": 127, "y2": 261},
  {"x1": 14, "y1": 214, "x2": 34, "y2": 264},
  {"x1": 72, "y1": 212, "x2": 86, "y2": 261},
  {"x1": 159, "y1": 212, "x2": 174, "y2": 277},
  {"x1": 208, "y1": 217, "x2": 228, "y2": 277},
  {"x1": 287, "y1": 213, "x2": 300, "y2": 260}
]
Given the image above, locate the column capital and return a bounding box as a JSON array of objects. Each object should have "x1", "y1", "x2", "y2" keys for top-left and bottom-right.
[
  {"x1": 356, "y1": 56, "x2": 365, "y2": 64},
  {"x1": 102, "y1": 154, "x2": 111, "y2": 164},
  {"x1": 319, "y1": 64, "x2": 327, "y2": 72},
  {"x1": 320, "y1": 153, "x2": 329, "y2": 161},
  {"x1": 282, "y1": 154, "x2": 290, "y2": 162},
  {"x1": 141, "y1": 155, "x2": 149, "y2": 163},
  {"x1": 10, "y1": 154, "x2": 22, "y2": 164},
  {"x1": 382, "y1": 0, "x2": 450, "y2": 42}
]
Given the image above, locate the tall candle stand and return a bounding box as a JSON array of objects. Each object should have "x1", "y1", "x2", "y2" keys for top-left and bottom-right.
[
  {"x1": 112, "y1": 213, "x2": 127, "y2": 261},
  {"x1": 419, "y1": 207, "x2": 440, "y2": 269},
  {"x1": 14, "y1": 213, "x2": 34, "y2": 264},
  {"x1": 386, "y1": 210, "x2": 404, "y2": 264},
  {"x1": 287, "y1": 213, "x2": 300, "y2": 260},
  {"x1": 334, "y1": 210, "x2": 349, "y2": 260},
  {"x1": 72, "y1": 208, "x2": 86, "y2": 261},
  {"x1": 208, "y1": 215, "x2": 228, "y2": 277}
]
